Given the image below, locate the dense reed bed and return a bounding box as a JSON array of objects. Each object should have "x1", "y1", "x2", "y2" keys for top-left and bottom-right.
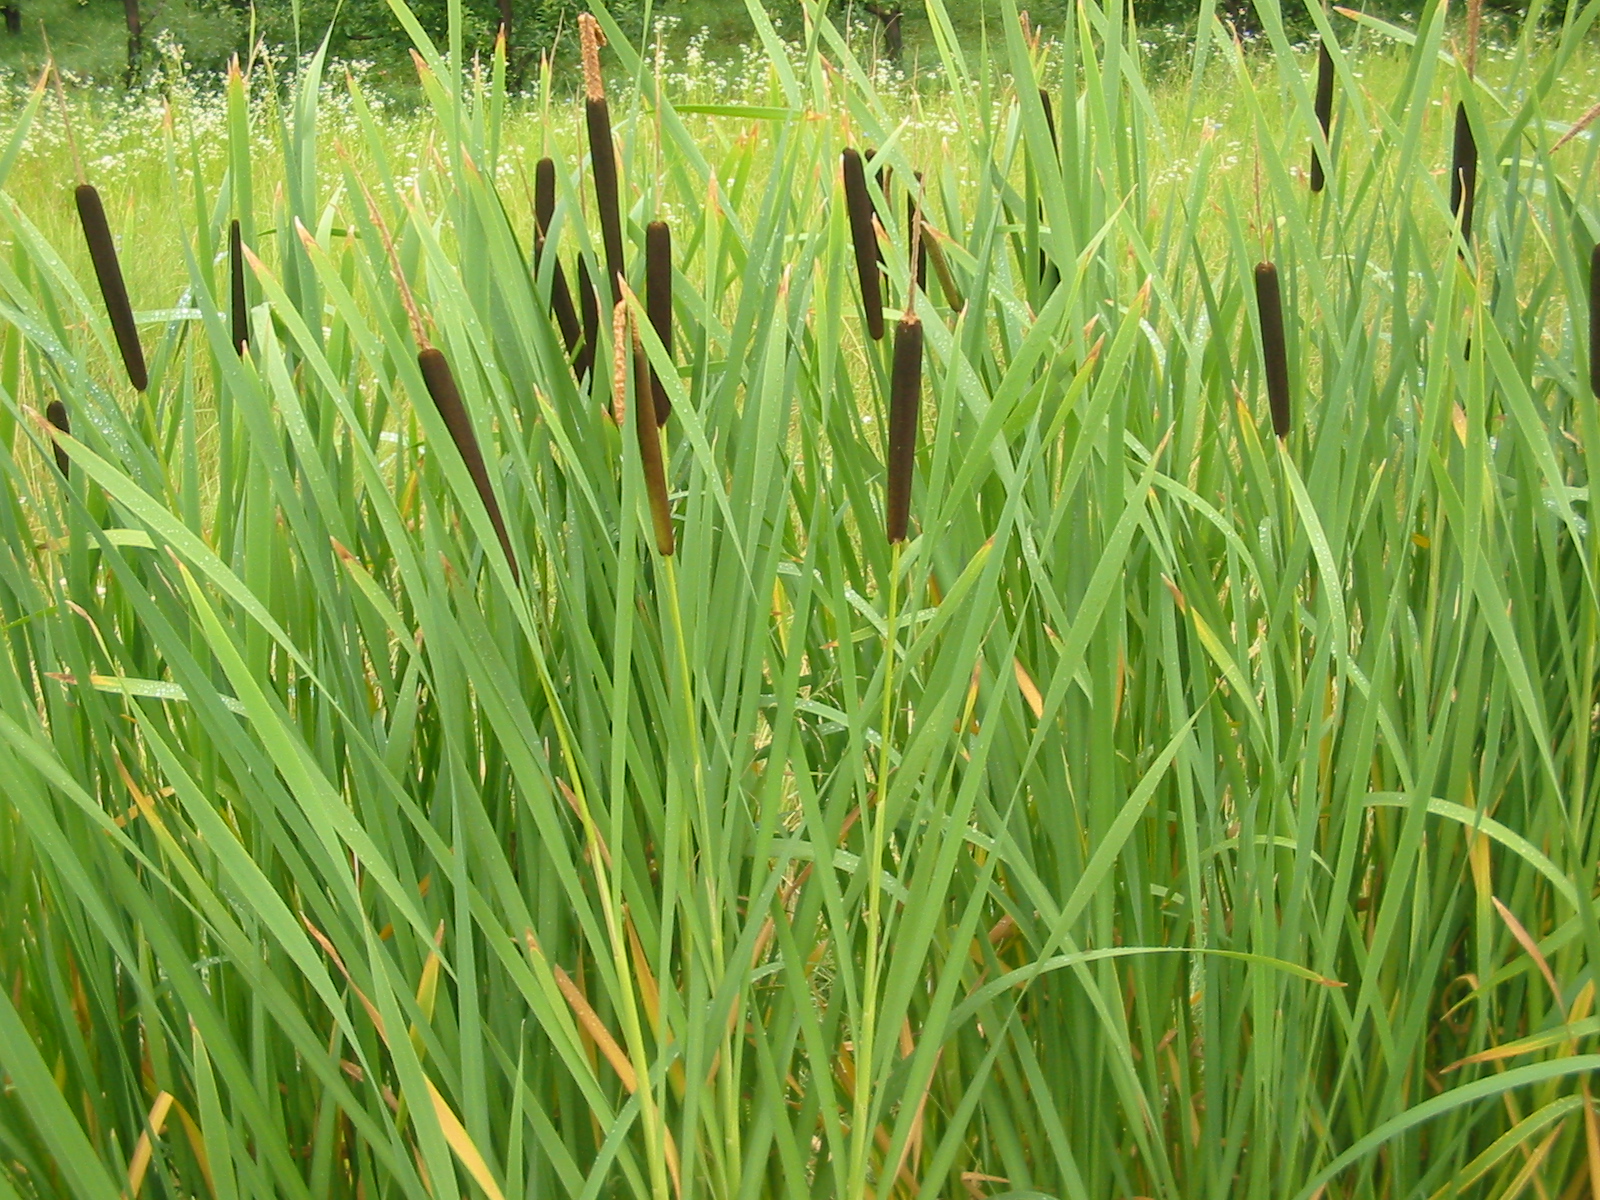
[{"x1": 1, "y1": 0, "x2": 1599, "y2": 1197}]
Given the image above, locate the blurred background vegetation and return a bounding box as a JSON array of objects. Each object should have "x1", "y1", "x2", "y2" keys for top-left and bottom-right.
[{"x1": 0, "y1": 0, "x2": 1554, "y2": 90}]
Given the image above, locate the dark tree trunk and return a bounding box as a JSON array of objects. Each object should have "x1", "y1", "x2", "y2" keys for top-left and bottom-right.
[
  {"x1": 122, "y1": 0, "x2": 142, "y2": 87},
  {"x1": 2, "y1": 7, "x2": 21, "y2": 35},
  {"x1": 495, "y1": 0, "x2": 516, "y2": 83},
  {"x1": 862, "y1": 3, "x2": 903, "y2": 62}
]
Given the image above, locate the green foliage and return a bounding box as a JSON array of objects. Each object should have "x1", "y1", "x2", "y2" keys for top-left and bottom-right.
[{"x1": 0, "y1": 0, "x2": 1599, "y2": 1197}]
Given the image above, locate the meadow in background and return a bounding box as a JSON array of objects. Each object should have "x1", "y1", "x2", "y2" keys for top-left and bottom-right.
[{"x1": 1, "y1": 0, "x2": 1600, "y2": 1197}]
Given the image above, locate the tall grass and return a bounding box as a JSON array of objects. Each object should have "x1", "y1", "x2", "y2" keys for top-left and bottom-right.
[{"x1": 1, "y1": 0, "x2": 1600, "y2": 1197}]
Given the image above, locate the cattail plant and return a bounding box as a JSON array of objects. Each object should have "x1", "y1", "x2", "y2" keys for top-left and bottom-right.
[
  {"x1": 908, "y1": 173, "x2": 927, "y2": 294},
  {"x1": 360, "y1": 180, "x2": 518, "y2": 582},
  {"x1": 229, "y1": 218, "x2": 248, "y2": 354},
  {"x1": 1452, "y1": 0, "x2": 1481, "y2": 251},
  {"x1": 576, "y1": 255, "x2": 600, "y2": 382},
  {"x1": 75, "y1": 184, "x2": 147, "y2": 392},
  {"x1": 580, "y1": 14, "x2": 625, "y2": 300},
  {"x1": 885, "y1": 307, "x2": 924, "y2": 543},
  {"x1": 534, "y1": 156, "x2": 582, "y2": 359},
  {"x1": 842, "y1": 148, "x2": 885, "y2": 340},
  {"x1": 1590, "y1": 244, "x2": 1600, "y2": 399},
  {"x1": 1255, "y1": 262, "x2": 1292, "y2": 440},
  {"x1": 628, "y1": 304, "x2": 675, "y2": 556},
  {"x1": 645, "y1": 220, "x2": 673, "y2": 425},
  {"x1": 1310, "y1": 41, "x2": 1335, "y2": 193},
  {"x1": 418, "y1": 346, "x2": 519, "y2": 581},
  {"x1": 44, "y1": 399, "x2": 69, "y2": 476},
  {"x1": 1449, "y1": 103, "x2": 1477, "y2": 250},
  {"x1": 54, "y1": 68, "x2": 147, "y2": 392},
  {"x1": 1036, "y1": 89, "x2": 1059, "y2": 293}
]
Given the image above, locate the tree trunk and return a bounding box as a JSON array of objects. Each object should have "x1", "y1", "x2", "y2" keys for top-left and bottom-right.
[
  {"x1": 2, "y1": 7, "x2": 21, "y2": 35},
  {"x1": 495, "y1": 0, "x2": 517, "y2": 86},
  {"x1": 122, "y1": 0, "x2": 142, "y2": 87}
]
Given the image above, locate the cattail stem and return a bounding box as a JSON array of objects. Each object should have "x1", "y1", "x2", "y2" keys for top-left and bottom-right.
[
  {"x1": 645, "y1": 220, "x2": 673, "y2": 426},
  {"x1": 417, "y1": 347, "x2": 518, "y2": 582},
  {"x1": 230, "y1": 219, "x2": 249, "y2": 354},
  {"x1": 1254, "y1": 262, "x2": 1292, "y2": 440},
  {"x1": 1310, "y1": 41, "x2": 1335, "y2": 193},
  {"x1": 1589, "y1": 244, "x2": 1600, "y2": 400},
  {"x1": 631, "y1": 322, "x2": 675, "y2": 556},
  {"x1": 45, "y1": 399, "x2": 69, "y2": 476},
  {"x1": 1450, "y1": 102, "x2": 1477, "y2": 252},
  {"x1": 843, "y1": 148, "x2": 885, "y2": 340},
  {"x1": 885, "y1": 313, "x2": 924, "y2": 543},
  {"x1": 76, "y1": 184, "x2": 147, "y2": 392}
]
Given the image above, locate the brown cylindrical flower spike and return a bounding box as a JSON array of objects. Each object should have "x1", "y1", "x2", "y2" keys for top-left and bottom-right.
[
  {"x1": 534, "y1": 156, "x2": 557, "y2": 238},
  {"x1": 1450, "y1": 102, "x2": 1478, "y2": 251},
  {"x1": 230, "y1": 219, "x2": 249, "y2": 354},
  {"x1": 418, "y1": 347, "x2": 519, "y2": 582},
  {"x1": 645, "y1": 220, "x2": 673, "y2": 426},
  {"x1": 843, "y1": 148, "x2": 885, "y2": 340},
  {"x1": 1589, "y1": 244, "x2": 1600, "y2": 400},
  {"x1": 580, "y1": 14, "x2": 625, "y2": 301},
  {"x1": 631, "y1": 320, "x2": 675, "y2": 556},
  {"x1": 885, "y1": 312, "x2": 924, "y2": 543},
  {"x1": 576, "y1": 255, "x2": 600, "y2": 382},
  {"x1": 533, "y1": 157, "x2": 582, "y2": 359},
  {"x1": 44, "y1": 400, "x2": 70, "y2": 476},
  {"x1": 908, "y1": 172, "x2": 929, "y2": 295},
  {"x1": 76, "y1": 184, "x2": 147, "y2": 392},
  {"x1": 1254, "y1": 262, "x2": 1292, "y2": 440},
  {"x1": 1310, "y1": 42, "x2": 1335, "y2": 193}
]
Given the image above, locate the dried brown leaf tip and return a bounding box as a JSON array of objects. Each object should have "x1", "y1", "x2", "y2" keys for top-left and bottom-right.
[
  {"x1": 645, "y1": 220, "x2": 673, "y2": 426},
  {"x1": 842, "y1": 148, "x2": 885, "y2": 340},
  {"x1": 230, "y1": 218, "x2": 249, "y2": 355},
  {"x1": 417, "y1": 346, "x2": 519, "y2": 583},
  {"x1": 1254, "y1": 262, "x2": 1292, "y2": 440},
  {"x1": 1450, "y1": 103, "x2": 1478, "y2": 252},
  {"x1": 76, "y1": 184, "x2": 147, "y2": 392},
  {"x1": 45, "y1": 400, "x2": 70, "y2": 476},
  {"x1": 885, "y1": 313, "x2": 924, "y2": 544},
  {"x1": 1310, "y1": 41, "x2": 1334, "y2": 193}
]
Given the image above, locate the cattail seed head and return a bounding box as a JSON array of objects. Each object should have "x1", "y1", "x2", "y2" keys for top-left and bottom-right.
[
  {"x1": 576, "y1": 256, "x2": 599, "y2": 382},
  {"x1": 534, "y1": 156, "x2": 556, "y2": 241},
  {"x1": 229, "y1": 219, "x2": 249, "y2": 355},
  {"x1": 842, "y1": 148, "x2": 885, "y2": 340},
  {"x1": 645, "y1": 220, "x2": 673, "y2": 426},
  {"x1": 1310, "y1": 42, "x2": 1335, "y2": 193},
  {"x1": 1254, "y1": 262, "x2": 1292, "y2": 440},
  {"x1": 75, "y1": 184, "x2": 147, "y2": 392},
  {"x1": 1449, "y1": 102, "x2": 1478, "y2": 251},
  {"x1": 578, "y1": 22, "x2": 624, "y2": 303},
  {"x1": 44, "y1": 400, "x2": 69, "y2": 476},
  {"x1": 417, "y1": 347, "x2": 518, "y2": 582},
  {"x1": 907, "y1": 183, "x2": 927, "y2": 295},
  {"x1": 885, "y1": 314, "x2": 924, "y2": 543},
  {"x1": 630, "y1": 320, "x2": 675, "y2": 556},
  {"x1": 1589, "y1": 244, "x2": 1600, "y2": 400}
]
